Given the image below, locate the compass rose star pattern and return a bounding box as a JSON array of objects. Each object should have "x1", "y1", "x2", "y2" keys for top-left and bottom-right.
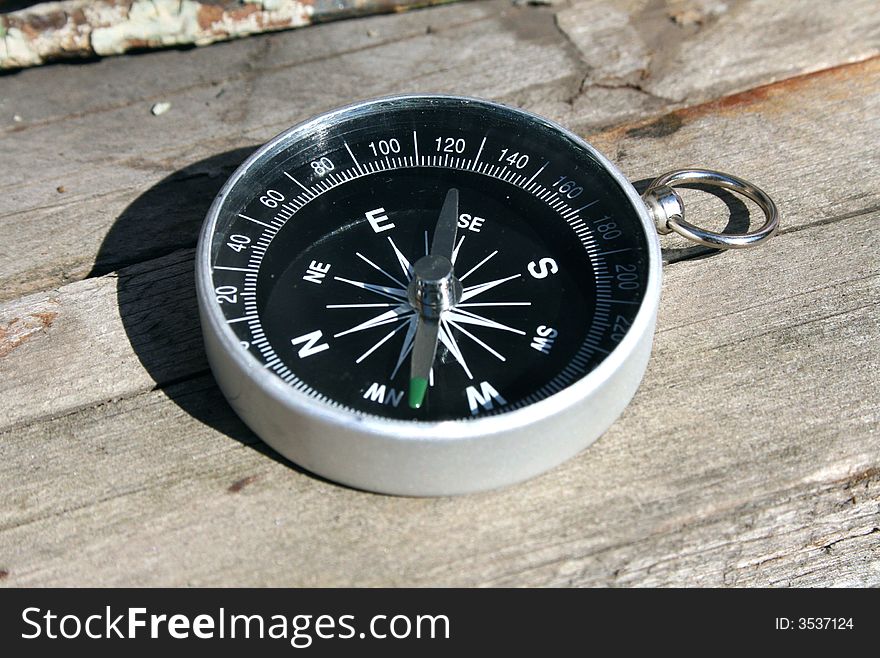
[{"x1": 328, "y1": 230, "x2": 531, "y2": 382}]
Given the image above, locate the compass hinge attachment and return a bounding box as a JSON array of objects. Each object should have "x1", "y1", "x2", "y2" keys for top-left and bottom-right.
[
  {"x1": 641, "y1": 184, "x2": 684, "y2": 236},
  {"x1": 641, "y1": 168, "x2": 779, "y2": 249}
]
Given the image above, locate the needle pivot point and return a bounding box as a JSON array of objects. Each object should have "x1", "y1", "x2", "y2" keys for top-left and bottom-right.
[{"x1": 407, "y1": 254, "x2": 462, "y2": 318}]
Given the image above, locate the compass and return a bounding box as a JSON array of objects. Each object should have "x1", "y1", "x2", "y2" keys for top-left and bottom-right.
[{"x1": 196, "y1": 95, "x2": 778, "y2": 495}]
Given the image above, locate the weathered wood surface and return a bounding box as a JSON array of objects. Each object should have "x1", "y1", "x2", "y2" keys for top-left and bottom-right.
[
  {"x1": 2, "y1": 0, "x2": 878, "y2": 302},
  {"x1": 0, "y1": 0, "x2": 456, "y2": 70},
  {"x1": 1, "y1": 0, "x2": 878, "y2": 586}
]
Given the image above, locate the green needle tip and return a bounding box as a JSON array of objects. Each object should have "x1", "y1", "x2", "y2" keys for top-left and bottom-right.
[{"x1": 408, "y1": 377, "x2": 429, "y2": 409}]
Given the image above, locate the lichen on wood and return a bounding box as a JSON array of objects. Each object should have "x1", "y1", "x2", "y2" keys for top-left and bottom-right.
[{"x1": 0, "y1": 0, "x2": 455, "y2": 69}]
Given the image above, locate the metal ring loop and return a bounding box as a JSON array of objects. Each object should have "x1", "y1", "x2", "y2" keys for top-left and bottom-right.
[{"x1": 644, "y1": 168, "x2": 779, "y2": 249}]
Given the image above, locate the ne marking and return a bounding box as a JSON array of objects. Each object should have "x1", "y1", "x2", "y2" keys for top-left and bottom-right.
[
  {"x1": 574, "y1": 200, "x2": 600, "y2": 213},
  {"x1": 226, "y1": 316, "x2": 256, "y2": 324},
  {"x1": 238, "y1": 213, "x2": 272, "y2": 228},
  {"x1": 413, "y1": 131, "x2": 420, "y2": 162}
]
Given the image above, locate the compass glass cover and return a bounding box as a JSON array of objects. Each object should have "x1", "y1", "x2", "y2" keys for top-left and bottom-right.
[{"x1": 207, "y1": 98, "x2": 650, "y2": 421}]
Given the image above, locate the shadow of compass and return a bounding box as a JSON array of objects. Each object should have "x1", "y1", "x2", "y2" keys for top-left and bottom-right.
[{"x1": 91, "y1": 146, "x2": 317, "y2": 473}]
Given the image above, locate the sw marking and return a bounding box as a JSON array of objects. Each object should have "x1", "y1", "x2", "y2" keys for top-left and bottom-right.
[{"x1": 530, "y1": 325, "x2": 558, "y2": 355}]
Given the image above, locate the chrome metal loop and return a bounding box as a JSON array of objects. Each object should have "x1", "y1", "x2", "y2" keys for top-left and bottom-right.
[{"x1": 642, "y1": 168, "x2": 779, "y2": 249}]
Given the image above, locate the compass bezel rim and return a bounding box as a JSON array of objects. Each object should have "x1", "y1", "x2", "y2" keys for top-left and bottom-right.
[{"x1": 196, "y1": 93, "x2": 662, "y2": 444}]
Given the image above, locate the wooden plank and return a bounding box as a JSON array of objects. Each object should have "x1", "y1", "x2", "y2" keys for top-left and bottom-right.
[
  {"x1": 0, "y1": 250, "x2": 205, "y2": 429},
  {"x1": 2, "y1": 0, "x2": 879, "y2": 301},
  {"x1": 552, "y1": 0, "x2": 880, "y2": 131},
  {"x1": 0, "y1": 0, "x2": 457, "y2": 69},
  {"x1": 0, "y1": 0, "x2": 579, "y2": 300},
  {"x1": 3, "y1": 57, "x2": 878, "y2": 430},
  {"x1": 0, "y1": 213, "x2": 876, "y2": 586}
]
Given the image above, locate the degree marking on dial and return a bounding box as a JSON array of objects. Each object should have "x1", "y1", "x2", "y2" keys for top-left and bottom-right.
[
  {"x1": 573, "y1": 200, "x2": 599, "y2": 213},
  {"x1": 387, "y1": 236, "x2": 413, "y2": 277},
  {"x1": 343, "y1": 141, "x2": 363, "y2": 173},
  {"x1": 227, "y1": 315, "x2": 256, "y2": 324},
  {"x1": 595, "y1": 248, "x2": 632, "y2": 257},
  {"x1": 460, "y1": 274, "x2": 520, "y2": 302},
  {"x1": 458, "y1": 250, "x2": 498, "y2": 281},
  {"x1": 412, "y1": 130, "x2": 420, "y2": 163},
  {"x1": 283, "y1": 172, "x2": 315, "y2": 198},
  {"x1": 474, "y1": 136, "x2": 487, "y2": 165},
  {"x1": 333, "y1": 276, "x2": 408, "y2": 301},
  {"x1": 525, "y1": 161, "x2": 549, "y2": 187},
  {"x1": 356, "y1": 251, "x2": 406, "y2": 288},
  {"x1": 238, "y1": 213, "x2": 272, "y2": 229},
  {"x1": 214, "y1": 265, "x2": 256, "y2": 273},
  {"x1": 224, "y1": 147, "x2": 635, "y2": 415}
]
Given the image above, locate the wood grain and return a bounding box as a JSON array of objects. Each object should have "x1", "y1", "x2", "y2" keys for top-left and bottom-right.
[
  {"x1": 1, "y1": 0, "x2": 878, "y2": 587},
  {"x1": 3, "y1": 56, "x2": 878, "y2": 431},
  {"x1": 2, "y1": 0, "x2": 879, "y2": 301},
  {"x1": 552, "y1": 0, "x2": 880, "y2": 130},
  {"x1": 1, "y1": 214, "x2": 876, "y2": 586}
]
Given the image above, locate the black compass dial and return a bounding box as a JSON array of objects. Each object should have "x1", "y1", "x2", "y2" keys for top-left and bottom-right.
[{"x1": 208, "y1": 98, "x2": 650, "y2": 421}]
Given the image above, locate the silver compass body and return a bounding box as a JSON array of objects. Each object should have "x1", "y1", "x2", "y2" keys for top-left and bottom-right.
[{"x1": 196, "y1": 95, "x2": 776, "y2": 495}]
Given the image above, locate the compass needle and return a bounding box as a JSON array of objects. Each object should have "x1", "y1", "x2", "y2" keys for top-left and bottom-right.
[
  {"x1": 408, "y1": 187, "x2": 460, "y2": 407},
  {"x1": 197, "y1": 95, "x2": 773, "y2": 494}
]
